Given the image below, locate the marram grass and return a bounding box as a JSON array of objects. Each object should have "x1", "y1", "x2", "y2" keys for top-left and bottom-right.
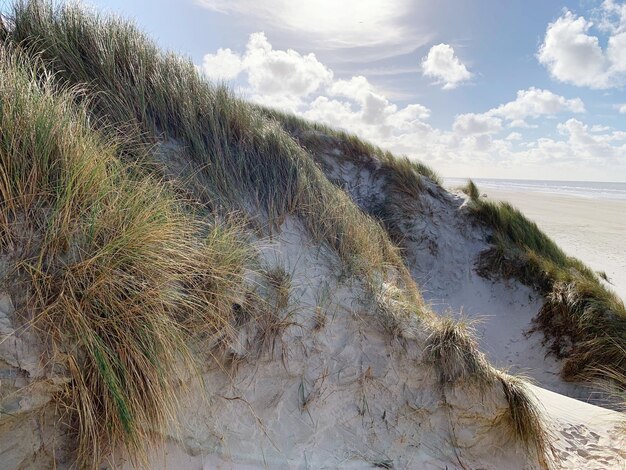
[
  {"x1": 0, "y1": 47, "x2": 251, "y2": 468},
  {"x1": 0, "y1": 0, "x2": 420, "y2": 299},
  {"x1": 0, "y1": 2, "x2": 556, "y2": 467},
  {"x1": 464, "y1": 180, "x2": 626, "y2": 385}
]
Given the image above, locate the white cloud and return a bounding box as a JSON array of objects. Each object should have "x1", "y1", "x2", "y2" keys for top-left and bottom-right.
[
  {"x1": 595, "y1": 0, "x2": 626, "y2": 33},
  {"x1": 508, "y1": 119, "x2": 538, "y2": 129},
  {"x1": 487, "y1": 87, "x2": 585, "y2": 121},
  {"x1": 619, "y1": 103, "x2": 626, "y2": 113},
  {"x1": 538, "y1": 7, "x2": 626, "y2": 88},
  {"x1": 244, "y1": 33, "x2": 332, "y2": 98},
  {"x1": 195, "y1": 0, "x2": 415, "y2": 49},
  {"x1": 304, "y1": 75, "x2": 432, "y2": 140},
  {"x1": 453, "y1": 113, "x2": 502, "y2": 135},
  {"x1": 201, "y1": 32, "x2": 332, "y2": 110},
  {"x1": 202, "y1": 48, "x2": 244, "y2": 80},
  {"x1": 201, "y1": 34, "x2": 433, "y2": 140},
  {"x1": 448, "y1": 88, "x2": 584, "y2": 134},
  {"x1": 198, "y1": 34, "x2": 626, "y2": 180},
  {"x1": 421, "y1": 44, "x2": 472, "y2": 90},
  {"x1": 556, "y1": 118, "x2": 620, "y2": 159}
]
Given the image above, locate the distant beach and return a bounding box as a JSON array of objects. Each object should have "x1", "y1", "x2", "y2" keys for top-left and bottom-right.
[
  {"x1": 445, "y1": 178, "x2": 626, "y2": 301},
  {"x1": 445, "y1": 177, "x2": 626, "y2": 201}
]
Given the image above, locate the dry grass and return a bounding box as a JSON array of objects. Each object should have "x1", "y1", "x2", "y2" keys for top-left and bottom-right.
[
  {"x1": 424, "y1": 317, "x2": 491, "y2": 386},
  {"x1": 424, "y1": 316, "x2": 553, "y2": 466},
  {"x1": 264, "y1": 264, "x2": 292, "y2": 312},
  {"x1": 464, "y1": 179, "x2": 626, "y2": 386},
  {"x1": 0, "y1": 3, "x2": 557, "y2": 467},
  {"x1": 259, "y1": 107, "x2": 442, "y2": 188},
  {"x1": 0, "y1": 46, "x2": 251, "y2": 468},
  {"x1": 256, "y1": 111, "x2": 441, "y2": 251},
  {"x1": 498, "y1": 375, "x2": 554, "y2": 470},
  {"x1": 0, "y1": 0, "x2": 417, "y2": 295}
]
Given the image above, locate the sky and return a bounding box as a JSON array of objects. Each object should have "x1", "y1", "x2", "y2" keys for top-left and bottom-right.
[{"x1": 68, "y1": 1, "x2": 626, "y2": 180}]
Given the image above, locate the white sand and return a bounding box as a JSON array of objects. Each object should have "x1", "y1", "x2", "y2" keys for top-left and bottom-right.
[
  {"x1": 483, "y1": 189, "x2": 626, "y2": 302},
  {"x1": 3, "y1": 145, "x2": 625, "y2": 468}
]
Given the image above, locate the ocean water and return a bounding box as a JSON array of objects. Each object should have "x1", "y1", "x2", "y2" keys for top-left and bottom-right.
[{"x1": 443, "y1": 178, "x2": 626, "y2": 201}]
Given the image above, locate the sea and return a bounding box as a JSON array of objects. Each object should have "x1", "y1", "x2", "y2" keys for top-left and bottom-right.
[{"x1": 443, "y1": 178, "x2": 626, "y2": 201}]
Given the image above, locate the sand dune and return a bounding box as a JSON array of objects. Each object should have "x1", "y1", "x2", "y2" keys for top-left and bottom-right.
[{"x1": 483, "y1": 189, "x2": 626, "y2": 302}]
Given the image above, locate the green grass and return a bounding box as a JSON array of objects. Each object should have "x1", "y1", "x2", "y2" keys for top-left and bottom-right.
[
  {"x1": 260, "y1": 106, "x2": 442, "y2": 189},
  {"x1": 0, "y1": 2, "x2": 556, "y2": 466},
  {"x1": 464, "y1": 180, "x2": 626, "y2": 384},
  {"x1": 0, "y1": 0, "x2": 421, "y2": 299},
  {"x1": 0, "y1": 45, "x2": 251, "y2": 468},
  {"x1": 256, "y1": 108, "x2": 442, "y2": 248}
]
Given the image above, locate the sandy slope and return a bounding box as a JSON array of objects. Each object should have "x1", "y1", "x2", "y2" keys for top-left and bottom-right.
[
  {"x1": 110, "y1": 213, "x2": 625, "y2": 470},
  {"x1": 106, "y1": 216, "x2": 544, "y2": 470},
  {"x1": 113, "y1": 216, "x2": 625, "y2": 470},
  {"x1": 316, "y1": 147, "x2": 594, "y2": 402},
  {"x1": 534, "y1": 385, "x2": 626, "y2": 468},
  {"x1": 2, "y1": 141, "x2": 624, "y2": 468}
]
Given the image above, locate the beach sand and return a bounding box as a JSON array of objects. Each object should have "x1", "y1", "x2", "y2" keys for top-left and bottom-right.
[{"x1": 483, "y1": 189, "x2": 626, "y2": 302}]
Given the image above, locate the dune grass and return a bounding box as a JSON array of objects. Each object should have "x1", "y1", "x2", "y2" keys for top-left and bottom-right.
[
  {"x1": 260, "y1": 106, "x2": 442, "y2": 189},
  {"x1": 0, "y1": 2, "x2": 555, "y2": 466},
  {"x1": 423, "y1": 317, "x2": 552, "y2": 467},
  {"x1": 463, "y1": 180, "x2": 626, "y2": 384},
  {"x1": 0, "y1": 46, "x2": 251, "y2": 468},
  {"x1": 258, "y1": 108, "x2": 443, "y2": 248},
  {"x1": 498, "y1": 374, "x2": 553, "y2": 469},
  {"x1": 0, "y1": 0, "x2": 423, "y2": 305},
  {"x1": 424, "y1": 317, "x2": 491, "y2": 386}
]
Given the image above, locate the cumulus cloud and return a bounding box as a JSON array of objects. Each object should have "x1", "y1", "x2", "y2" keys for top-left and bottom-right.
[
  {"x1": 421, "y1": 44, "x2": 472, "y2": 90},
  {"x1": 556, "y1": 118, "x2": 620, "y2": 159},
  {"x1": 201, "y1": 32, "x2": 332, "y2": 110},
  {"x1": 448, "y1": 88, "x2": 586, "y2": 132},
  {"x1": 304, "y1": 76, "x2": 432, "y2": 140},
  {"x1": 487, "y1": 87, "x2": 585, "y2": 121},
  {"x1": 244, "y1": 33, "x2": 332, "y2": 98},
  {"x1": 453, "y1": 113, "x2": 502, "y2": 135},
  {"x1": 202, "y1": 33, "x2": 433, "y2": 139},
  {"x1": 198, "y1": 33, "x2": 626, "y2": 179},
  {"x1": 619, "y1": 103, "x2": 626, "y2": 113},
  {"x1": 202, "y1": 48, "x2": 244, "y2": 80},
  {"x1": 538, "y1": 7, "x2": 626, "y2": 88}
]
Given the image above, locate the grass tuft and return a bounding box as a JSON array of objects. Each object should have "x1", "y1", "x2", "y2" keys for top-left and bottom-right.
[
  {"x1": 463, "y1": 179, "x2": 481, "y2": 201},
  {"x1": 424, "y1": 318, "x2": 491, "y2": 386},
  {"x1": 0, "y1": 45, "x2": 250, "y2": 468},
  {"x1": 464, "y1": 180, "x2": 626, "y2": 386},
  {"x1": 498, "y1": 375, "x2": 554, "y2": 469}
]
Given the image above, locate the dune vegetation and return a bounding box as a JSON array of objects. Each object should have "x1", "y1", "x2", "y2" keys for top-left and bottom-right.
[
  {"x1": 0, "y1": 46, "x2": 253, "y2": 468},
  {"x1": 5, "y1": 0, "x2": 622, "y2": 468},
  {"x1": 464, "y1": 180, "x2": 626, "y2": 384}
]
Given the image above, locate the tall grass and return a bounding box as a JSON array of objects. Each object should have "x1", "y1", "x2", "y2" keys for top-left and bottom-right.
[
  {"x1": 464, "y1": 180, "x2": 626, "y2": 384},
  {"x1": 0, "y1": 47, "x2": 250, "y2": 468},
  {"x1": 260, "y1": 106, "x2": 442, "y2": 188},
  {"x1": 0, "y1": 3, "x2": 555, "y2": 466},
  {"x1": 0, "y1": 0, "x2": 421, "y2": 302},
  {"x1": 256, "y1": 109, "x2": 442, "y2": 249}
]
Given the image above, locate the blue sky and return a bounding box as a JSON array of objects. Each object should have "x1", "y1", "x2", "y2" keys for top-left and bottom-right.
[{"x1": 71, "y1": 1, "x2": 626, "y2": 180}]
